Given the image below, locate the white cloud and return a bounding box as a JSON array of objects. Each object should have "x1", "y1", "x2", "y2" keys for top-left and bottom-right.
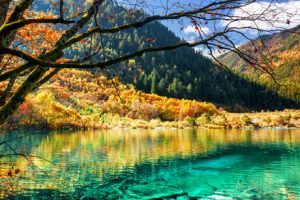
[
  {"x1": 185, "y1": 36, "x2": 196, "y2": 43},
  {"x1": 183, "y1": 25, "x2": 211, "y2": 35},
  {"x1": 221, "y1": 1, "x2": 300, "y2": 33},
  {"x1": 194, "y1": 46, "x2": 226, "y2": 58}
]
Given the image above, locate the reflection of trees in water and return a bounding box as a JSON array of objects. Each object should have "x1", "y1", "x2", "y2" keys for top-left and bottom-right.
[
  {"x1": 0, "y1": 129, "x2": 299, "y2": 198},
  {"x1": 0, "y1": 131, "x2": 51, "y2": 197}
]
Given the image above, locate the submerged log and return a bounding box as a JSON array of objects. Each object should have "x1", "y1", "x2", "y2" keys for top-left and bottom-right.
[{"x1": 147, "y1": 192, "x2": 188, "y2": 200}]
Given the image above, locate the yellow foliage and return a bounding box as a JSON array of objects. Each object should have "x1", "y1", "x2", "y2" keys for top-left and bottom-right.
[{"x1": 5, "y1": 69, "x2": 299, "y2": 129}]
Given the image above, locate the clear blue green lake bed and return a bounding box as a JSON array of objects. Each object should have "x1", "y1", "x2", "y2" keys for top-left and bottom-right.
[{"x1": 0, "y1": 128, "x2": 299, "y2": 199}]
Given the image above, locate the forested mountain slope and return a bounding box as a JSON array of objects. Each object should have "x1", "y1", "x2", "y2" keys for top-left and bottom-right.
[
  {"x1": 83, "y1": 1, "x2": 298, "y2": 111},
  {"x1": 220, "y1": 25, "x2": 300, "y2": 104},
  {"x1": 31, "y1": 1, "x2": 298, "y2": 111}
]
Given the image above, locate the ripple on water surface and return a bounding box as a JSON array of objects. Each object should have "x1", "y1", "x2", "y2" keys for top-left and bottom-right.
[{"x1": 0, "y1": 128, "x2": 299, "y2": 199}]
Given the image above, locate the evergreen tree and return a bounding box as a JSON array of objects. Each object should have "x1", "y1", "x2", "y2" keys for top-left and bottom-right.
[
  {"x1": 151, "y1": 73, "x2": 157, "y2": 94},
  {"x1": 158, "y1": 78, "x2": 165, "y2": 94},
  {"x1": 187, "y1": 84, "x2": 192, "y2": 94}
]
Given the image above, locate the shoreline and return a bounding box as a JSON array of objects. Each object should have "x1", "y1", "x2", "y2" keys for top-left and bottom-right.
[
  {"x1": 1, "y1": 123, "x2": 299, "y2": 132},
  {"x1": 2, "y1": 109, "x2": 299, "y2": 131}
]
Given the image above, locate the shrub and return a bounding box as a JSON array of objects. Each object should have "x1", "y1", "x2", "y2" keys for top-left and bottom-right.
[
  {"x1": 211, "y1": 115, "x2": 227, "y2": 126},
  {"x1": 241, "y1": 115, "x2": 252, "y2": 126},
  {"x1": 185, "y1": 117, "x2": 197, "y2": 126},
  {"x1": 196, "y1": 113, "x2": 211, "y2": 125}
]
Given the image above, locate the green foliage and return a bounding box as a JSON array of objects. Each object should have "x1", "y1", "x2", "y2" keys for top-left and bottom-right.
[
  {"x1": 196, "y1": 113, "x2": 211, "y2": 125},
  {"x1": 151, "y1": 72, "x2": 157, "y2": 94},
  {"x1": 211, "y1": 115, "x2": 227, "y2": 126},
  {"x1": 185, "y1": 117, "x2": 197, "y2": 126}
]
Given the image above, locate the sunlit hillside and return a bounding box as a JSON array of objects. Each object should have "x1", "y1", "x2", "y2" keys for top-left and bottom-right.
[
  {"x1": 3, "y1": 69, "x2": 217, "y2": 129},
  {"x1": 220, "y1": 25, "x2": 300, "y2": 103},
  {"x1": 2, "y1": 69, "x2": 299, "y2": 130}
]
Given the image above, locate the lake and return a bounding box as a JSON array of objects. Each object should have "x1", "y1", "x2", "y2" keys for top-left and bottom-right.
[{"x1": 0, "y1": 128, "x2": 299, "y2": 199}]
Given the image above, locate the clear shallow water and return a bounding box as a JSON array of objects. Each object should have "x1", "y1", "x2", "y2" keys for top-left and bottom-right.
[{"x1": 0, "y1": 129, "x2": 300, "y2": 199}]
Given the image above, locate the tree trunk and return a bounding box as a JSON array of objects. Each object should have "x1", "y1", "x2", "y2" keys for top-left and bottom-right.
[
  {"x1": 0, "y1": 0, "x2": 103, "y2": 125},
  {"x1": 0, "y1": 76, "x2": 16, "y2": 106},
  {"x1": 0, "y1": 67, "x2": 48, "y2": 124},
  {"x1": 0, "y1": 0, "x2": 10, "y2": 26},
  {"x1": 0, "y1": 0, "x2": 11, "y2": 64}
]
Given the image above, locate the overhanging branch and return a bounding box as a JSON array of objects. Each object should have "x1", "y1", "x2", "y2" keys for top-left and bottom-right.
[{"x1": 1, "y1": 31, "x2": 225, "y2": 70}]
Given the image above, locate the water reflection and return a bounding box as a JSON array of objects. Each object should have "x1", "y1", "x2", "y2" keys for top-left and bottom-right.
[{"x1": 0, "y1": 128, "x2": 299, "y2": 198}]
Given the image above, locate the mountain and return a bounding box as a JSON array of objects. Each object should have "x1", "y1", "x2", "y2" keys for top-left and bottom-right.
[
  {"x1": 33, "y1": 1, "x2": 299, "y2": 111},
  {"x1": 219, "y1": 25, "x2": 300, "y2": 104},
  {"x1": 96, "y1": 1, "x2": 300, "y2": 111}
]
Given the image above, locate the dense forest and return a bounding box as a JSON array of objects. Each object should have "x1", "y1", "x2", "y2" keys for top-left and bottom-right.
[{"x1": 60, "y1": 1, "x2": 299, "y2": 111}]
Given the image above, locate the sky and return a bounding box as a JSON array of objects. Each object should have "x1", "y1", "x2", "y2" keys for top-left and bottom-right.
[
  {"x1": 115, "y1": 0, "x2": 300, "y2": 56},
  {"x1": 134, "y1": 0, "x2": 300, "y2": 55}
]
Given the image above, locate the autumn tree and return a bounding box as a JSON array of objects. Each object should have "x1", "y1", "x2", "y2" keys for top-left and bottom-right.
[{"x1": 0, "y1": 0, "x2": 298, "y2": 124}]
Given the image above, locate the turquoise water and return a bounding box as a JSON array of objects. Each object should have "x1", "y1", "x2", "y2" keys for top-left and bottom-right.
[{"x1": 0, "y1": 129, "x2": 299, "y2": 199}]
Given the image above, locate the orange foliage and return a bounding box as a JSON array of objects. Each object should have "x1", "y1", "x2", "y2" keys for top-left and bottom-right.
[
  {"x1": 15, "y1": 11, "x2": 63, "y2": 55},
  {"x1": 4, "y1": 69, "x2": 218, "y2": 129},
  {"x1": 50, "y1": 69, "x2": 217, "y2": 121},
  {"x1": 18, "y1": 102, "x2": 31, "y2": 115}
]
